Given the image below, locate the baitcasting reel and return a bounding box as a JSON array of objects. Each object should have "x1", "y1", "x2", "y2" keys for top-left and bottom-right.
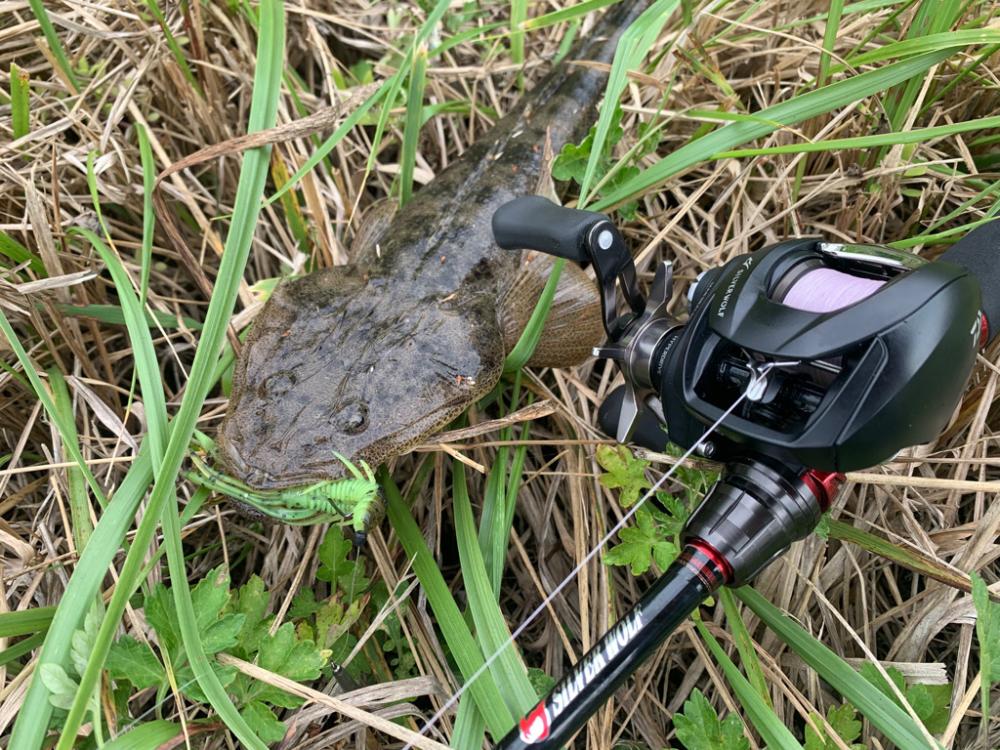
[{"x1": 489, "y1": 196, "x2": 1000, "y2": 748}]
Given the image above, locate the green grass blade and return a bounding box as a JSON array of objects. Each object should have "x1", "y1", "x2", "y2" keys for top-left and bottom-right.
[
  {"x1": 817, "y1": 0, "x2": 844, "y2": 88},
  {"x1": 52, "y1": 223, "x2": 175, "y2": 745},
  {"x1": 453, "y1": 461, "x2": 536, "y2": 716},
  {"x1": 9, "y1": 446, "x2": 151, "y2": 748},
  {"x1": 919, "y1": 176, "x2": 1000, "y2": 236},
  {"x1": 971, "y1": 572, "x2": 997, "y2": 736},
  {"x1": 578, "y1": 0, "x2": 681, "y2": 207},
  {"x1": 56, "y1": 303, "x2": 202, "y2": 330},
  {"x1": 400, "y1": 45, "x2": 428, "y2": 206},
  {"x1": 510, "y1": 0, "x2": 527, "y2": 88},
  {"x1": 9, "y1": 370, "x2": 226, "y2": 747},
  {"x1": 552, "y1": 18, "x2": 580, "y2": 65},
  {"x1": 266, "y1": 85, "x2": 390, "y2": 206},
  {"x1": 430, "y1": 21, "x2": 505, "y2": 58},
  {"x1": 481, "y1": 382, "x2": 530, "y2": 593},
  {"x1": 0, "y1": 359, "x2": 29, "y2": 390},
  {"x1": 843, "y1": 28, "x2": 1000, "y2": 67},
  {"x1": 918, "y1": 42, "x2": 1000, "y2": 117},
  {"x1": 25, "y1": 0, "x2": 79, "y2": 92},
  {"x1": 891, "y1": 215, "x2": 1000, "y2": 249},
  {"x1": 452, "y1": 699, "x2": 487, "y2": 750},
  {"x1": 695, "y1": 617, "x2": 803, "y2": 749},
  {"x1": 773, "y1": 0, "x2": 916, "y2": 34},
  {"x1": 367, "y1": 0, "x2": 450, "y2": 176},
  {"x1": 735, "y1": 586, "x2": 940, "y2": 750},
  {"x1": 0, "y1": 631, "x2": 46, "y2": 669},
  {"x1": 0, "y1": 315, "x2": 108, "y2": 508},
  {"x1": 70, "y1": 230, "x2": 165, "y2": 433},
  {"x1": 267, "y1": 85, "x2": 387, "y2": 207},
  {"x1": 503, "y1": 431, "x2": 529, "y2": 532},
  {"x1": 270, "y1": 156, "x2": 312, "y2": 253},
  {"x1": 85, "y1": 151, "x2": 115, "y2": 246},
  {"x1": 0, "y1": 230, "x2": 45, "y2": 275},
  {"x1": 712, "y1": 114, "x2": 1000, "y2": 158},
  {"x1": 878, "y1": 1, "x2": 961, "y2": 156},
  {"x1": 103, "y1": 720, "x2": 181, "y2": 750},
  {"x1": 522, "y1": 0, "x2": 617, "y2": 31},
  {"x1": 9, "y1": 285, "x2": 231, "y2": 745},
  {"x1": 382, "y1": 471, "x2": 514, "y2": 738},
  {"x1": 503, "y1": 257, "x2": 565, "y2": 371},
  {"x1": 479, "y1": 443, "x2": 511, "y2": 595},
  {"x1": 47, "y1": 368, "x2": 93, "y2": 550},
  {"x1": 481, "y1": 408, "x2": 530, "y2": 594},
  {"x1": 10, "y1": 63, "x2": 29, "y2": 139},
  {"x1": 718, "y1": 589, "x2": 771, "y2": 708},
  {"x1": 0, "y1": 607, "x2": 55, "y2": 638},
  {"x1": 136, "y1": 123, "x2": 156, "y2": 306},
  {"x1": 271, "y1": 0, "x2": 448, "y2": 207},
  {"x1": 593, "y1": 49, "x2": 956, "y2": 210}
]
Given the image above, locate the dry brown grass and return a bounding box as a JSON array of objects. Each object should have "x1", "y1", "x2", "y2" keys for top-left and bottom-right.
[{"x1": 2, "y1": 1, "x2": 1000, "y2": 748}]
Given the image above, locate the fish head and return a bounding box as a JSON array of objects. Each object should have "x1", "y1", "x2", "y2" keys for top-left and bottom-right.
[{"x1": 217, "y1": 267, "x2": 504, "y2": 489}]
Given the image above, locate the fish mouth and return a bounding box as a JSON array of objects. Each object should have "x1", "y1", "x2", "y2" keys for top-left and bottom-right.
[
  {"x1": 229, "y1": 499, "x2": 270, "y2": 523},
  {"x1": 215, "y1": 434, "x2": 360, "y2": 491}
]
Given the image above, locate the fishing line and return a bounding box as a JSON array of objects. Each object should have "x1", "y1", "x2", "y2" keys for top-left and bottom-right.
[
  {"x1": 114, "y1": 672, "x2": 203, "y2": 735},
  {"x1": 403, "y1": 364, "x2": 778, "y2": 748}
]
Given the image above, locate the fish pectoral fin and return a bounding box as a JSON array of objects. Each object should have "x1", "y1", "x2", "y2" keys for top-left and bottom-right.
[
  {"x1": 348, "y1": 198, "x2": 397, "y2": 266},
  {"x1": 499, "y1": 251, "x2": 604, "y2": 368}
]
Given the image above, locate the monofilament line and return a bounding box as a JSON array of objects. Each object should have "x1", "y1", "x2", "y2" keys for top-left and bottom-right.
[{"x1": 403, "y1": 366, "x2": 772, "y2": 748}]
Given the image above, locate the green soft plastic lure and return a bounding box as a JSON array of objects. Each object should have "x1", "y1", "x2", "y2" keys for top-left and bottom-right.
[{"x1": 188, "y1": 438, "x2": 383, "y2": 545}]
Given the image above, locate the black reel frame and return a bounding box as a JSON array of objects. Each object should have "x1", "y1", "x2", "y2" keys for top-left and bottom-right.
[{"x1": 489, "y1": 195, "x2": 993, "y2": 749}]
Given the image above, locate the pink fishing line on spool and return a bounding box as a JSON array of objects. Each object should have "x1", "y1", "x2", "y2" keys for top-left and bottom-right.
[{"x1": 780, "y1": 268, "x2": 886, "y2": 313}]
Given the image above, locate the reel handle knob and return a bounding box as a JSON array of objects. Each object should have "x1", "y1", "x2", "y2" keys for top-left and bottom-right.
[
  {"x1": 492, "y1": 195, "x2": 606, "y2": 262},
  {"x1": 598, "y1": 385, "x2": 670, "y2": 451}
]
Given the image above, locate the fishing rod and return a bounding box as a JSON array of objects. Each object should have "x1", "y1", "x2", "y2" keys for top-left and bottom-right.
[{"x1": 489, "y1": 197, "x2": 1000, "y2": 748}]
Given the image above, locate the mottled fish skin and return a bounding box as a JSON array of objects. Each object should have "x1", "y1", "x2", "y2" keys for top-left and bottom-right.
[{"x1": 218, "y1": 2, "x2": 648, "y2": 489}]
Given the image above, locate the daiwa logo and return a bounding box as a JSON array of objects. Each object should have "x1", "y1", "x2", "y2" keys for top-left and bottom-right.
[
  {"x1": 519, "y1": 702, "x2": 550, "y2": 744},
  {"x1": 717, "y1": 257, "x2": 754, "y2": 318}
]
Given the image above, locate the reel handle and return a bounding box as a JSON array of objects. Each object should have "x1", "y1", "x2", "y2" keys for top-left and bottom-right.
[
  {"x1": 938, "y1": 219, "x2": 1000, "y2": 344},
  {"x1": 598, "y1": 386, "x2": 669, "y2": 451},
  {"x1": 492, "y1": 195, "x2": 644, "y2": 337},
  {"x1": 492, "y1": 196, "x2": 601, "y2": 262}
]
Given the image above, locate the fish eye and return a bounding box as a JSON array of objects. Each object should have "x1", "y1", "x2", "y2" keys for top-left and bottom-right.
[
  {"x1": 336, "y1": 401, "x2": 369, "y2": 435},
  {"x1": 260, "y1": 371, "x2": 296, "y2": 398}
]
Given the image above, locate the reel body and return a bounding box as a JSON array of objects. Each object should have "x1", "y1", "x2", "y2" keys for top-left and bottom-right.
[
  {"x1": 491, "y1": 196, "x2": 995, "y2": 749},
  {"x1": 660, "y1": 237, "x2": 982, "y2": 472}
]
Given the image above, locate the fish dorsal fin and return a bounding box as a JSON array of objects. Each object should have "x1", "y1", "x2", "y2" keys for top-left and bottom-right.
[
  {"x1": 499, "y1": 250, "x2": 604, "y2": 368},
  {"x1": 499, "y1": 128, "x2": 604, "y2": 368},
  {"x1": 348, "y1": 198, "x2": 397, "y2": 268}
]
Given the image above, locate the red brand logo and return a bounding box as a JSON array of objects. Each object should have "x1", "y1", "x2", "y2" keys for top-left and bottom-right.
[{"x1": 519, "y1": 702, "x2": 550, "y2": 744}]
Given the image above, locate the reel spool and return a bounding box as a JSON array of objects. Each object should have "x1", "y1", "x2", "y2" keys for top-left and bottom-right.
[{"x1": 777, "y1": 266, "x2": 886, "y2": 312}]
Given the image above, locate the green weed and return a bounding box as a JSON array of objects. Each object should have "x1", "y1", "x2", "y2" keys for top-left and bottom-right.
[{"x1": 107, "y1": 568, "x2": 328, "y2": 743}]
